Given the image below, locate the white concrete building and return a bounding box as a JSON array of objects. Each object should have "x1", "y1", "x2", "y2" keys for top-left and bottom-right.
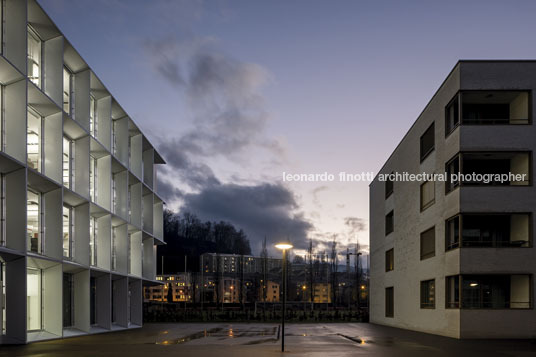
[
  {"x1": 370, "y1": 61, "x2": 535, "y2": 338},
  {"x1": 0, "y1": 0, "x2": 165, "y2": 344}
]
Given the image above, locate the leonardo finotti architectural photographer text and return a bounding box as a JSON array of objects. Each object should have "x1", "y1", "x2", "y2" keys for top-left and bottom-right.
[{"x1": 282, "y1": 171, "x2": 527, "y2": 184}]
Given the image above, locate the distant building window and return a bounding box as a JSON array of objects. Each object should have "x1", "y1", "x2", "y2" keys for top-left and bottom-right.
[
  {"x1": 385, "y1": 210, "x2": 394, "y2": 235},
  {"x1": 385, "y1": 248, "x2": 394, "y2": 272},
  {"x1": 446, "y1": 275, "x2": 459, "y2": 308},
  {"x1": 385, "y1": 172, "x2": 394, "y2": 198},
  {"x1": 420, "y1": 279, "x2": 435, "y2": 309},
  {"x1": 420, "y1": 180, "x2": 435, "y2": 211},
  {"x1": 445, "y1": 215, "x2": 460, "y2": 250},
  {"x1": 445, "y1": 94, "x2": 460, "y2": 135},
  {"x1": 385, "y1": 287, "x2": 394, "y2": 317},
  {"x1": 420, "y1": 227, "x2": 435, "y2": 260},
  {"x1": 420, "y1": 122, "x2": 435, "y2": 161}
]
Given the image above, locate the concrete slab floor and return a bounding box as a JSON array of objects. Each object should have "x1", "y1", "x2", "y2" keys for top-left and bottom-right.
[{"x1": 1, "y1": 323, "x2": 535, "y2": 357}]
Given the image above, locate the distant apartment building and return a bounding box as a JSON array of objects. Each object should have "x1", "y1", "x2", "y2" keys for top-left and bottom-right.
[
  {"x1": 0, "y1": 0, "x2": 165, "y2": 344},
  {"x1": 259, "y1": 280, "x2": 280, "y2": 302},
  {"x1": 145, "y1": 274, "x2": 191, "y2": 302},
  {"x1": 370, "y1": 61, "x2": 535, "y2": 338},
  {"x1": 200, "y1": 252, "x2": 281, "y2": 274}
]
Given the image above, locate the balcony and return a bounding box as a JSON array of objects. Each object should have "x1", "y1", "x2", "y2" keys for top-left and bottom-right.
[
  {"x1": 446, "y1": 213, "x2": 530, "y2": 250},
  {"x1": 446, "y1": 151, "x2": 530, "y2": 192},
  {"x1": 446, "y1": 91, "x2": 530, "y2": 134}
]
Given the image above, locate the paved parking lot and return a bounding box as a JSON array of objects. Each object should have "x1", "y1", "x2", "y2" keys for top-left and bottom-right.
[{"x1": 1, "y1": 323, "x2": 535, "y2": 356}]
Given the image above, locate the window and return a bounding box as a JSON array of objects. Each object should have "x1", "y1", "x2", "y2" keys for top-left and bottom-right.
[
  {"x1": 446, "y1": 275, "x2": 460, "y2": 308},
  {"x1": 27, "y1": 190, "x2": 41, "y2": 254},
  {"x1": 90, "y1": 216, "x2": 97, "y2": 266},
  {"x1": 27, "y1": 26, "x2": 41, "y2": 87},
  {"x1": 63, "y1": 137, "x2": 75, "y2": 189},
  {"x1": 461, "y1": 274, "x2": 531, "y2": 309},
  {"x1": 385, "y1": 172, "x2": 394, "y2": 198},
  {"x1": 445, "y1": 94, "x2": 460, "y2": 135},
  {"x1": 63, "y1": 67, "x2": 72, "y2": 114},
  {"x1": 420, "y1": 180, "x2": 435, "y2": 211},
  {"x1": 385, "y1": 210, "x2": 394, "y2": 236},
  {"x1": 26, "y1": 268, "x2": 42, "y2": 331},
  {"x1": 385, "y1": 287, "x2": 394, "y2": 317},
  {"x1": 0, "y1": 174, "x2": 5, "y2": 247},
  {"x1": 445, "y1": 215, "x2": 460, "y2": 250},
  {"x1": 420, "y1": 279, "x2": 435, "y2": 308},
  {"x1": 90, "y1": 156, "x2": 97, "y2": 202},
  {"x1": 420, "y1": 227, "x2": 435, "y2": 260},
  {"x1": 462, "y1": 214, "x2": 530, "y2": 247},
  {"x1": 112, "y1": 227, "x2": 117, "y2": 271},
  {"x1": 461, "y1": 152, "x2": 530, "y2": 186},
  {"x1": 63, "y1": 205, "x2": 74, "y2": 258},
  {"x1": 385, "y1": 248, "x2": 394, "y2": 272},
  {"x1": 27, "y1": 108, "x2": 42, "y2": 172},
  {"x1": 420, "y1": 122, "x2": 434, "y2": 161},
  {"x1": 89, "y1": 95, "x2": 98, "y2": 137},
  {"x1": 445, "y1": 155, "x2": 460, "y2": 193},
  {"x1": 63, "y1": 273, "x2": 74, "y2": 328}
]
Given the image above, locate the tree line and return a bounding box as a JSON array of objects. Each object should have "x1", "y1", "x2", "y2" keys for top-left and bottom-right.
[{"x1": 158, "y1": 210, "x2": 252, "y2": 274}]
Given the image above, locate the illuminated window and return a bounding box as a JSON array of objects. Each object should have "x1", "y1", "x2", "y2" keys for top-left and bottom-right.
[
  {"x1": 27, "y1": 26, "x2": 41, "y2": 87},
  {"x1": 27, "y1": 190, "x2": 41, "y2": 254},
  {"x1": 90, "y1": 216, "x2": 97, "y2": 266},
  {"x1": 27, "y1": 108, "x2": 42, "y2": 172},
  {"x1": 63, "y1": 67, "x2": 72, "y2": 114},
  {"x1": 63, "y1": 205, "x2": 74, "y2": 258},
  {"x1": 89, "y1": 95, "x2": 98, "y2": 137},
  {"x1": 27, "y1": 268, "x2": 42, "y2": 331},
  {"x1": 90, "y1": 156, "x2": 97, "y2": 202},
  {"x1": 420, "y1": 279, "x2": 435, "y2": 309}
]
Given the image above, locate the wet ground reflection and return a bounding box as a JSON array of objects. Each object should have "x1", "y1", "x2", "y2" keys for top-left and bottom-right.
[{"x1": 156, "y1": 326, "x2": 278, "y2": 345}]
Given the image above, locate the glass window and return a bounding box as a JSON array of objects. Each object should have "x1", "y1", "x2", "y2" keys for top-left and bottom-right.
[
  {"x1": 112, "y1": 227, "x2": 117, "y2": 271},
  {"x1": 385, "y1": 172, "x2": 393, "y2": 198},
  {"x1": 63, "y1": 67, "x2": 72, "y2": 114},
  {"x1": 445, "y1": 94, "x2": 460, "y2": 135},
  {"x1": 445, "y1": 215, "x2": 460, "y2": 250},
  {"x1": 27, "y1": 27, "x2": 41, "y2": 87},
  {"x1": 27, "y1": 108, "x2": 42, "y2": 172},
  {"x1": 63, "y1": 205, "x2": 73, "y2": 258},
  {"x1": 385, "y1": 287, "x2": 394, "y2": 317},
  {"x1": 420, "y1": 122, "x2": 434, "y2": 161},
  {"x1": 445, "y1": 155, "x2": 460, "y2": 193},
  {"x1": 420, "y1": 180, "x2": 435, "y2": 211},
  {"x1": 89, "y1": 96, "x2": 97, "y2": 137},
  {"x1": 90, "y1": 156, "x2": 97, "y2": 202},
  {"x1": 27, "y1": 190, "x2": 41, "y2": 253},
  {"x1": 385, "y1": 248, "x2": 394, "y2": 272},
  {"x1": 385, "y1": 210, "x2": 394, "y2": 235},
  {"x1": 26, "y1": 268, "x2": 42, "y2": 331},
  {"x1": 461, "y1": 275, "x2": 531, "y2": 309},
  {"x1": 63, "y1": 273, "x2": 74, "y2": 328},
  {"x1": 461, "y1": 91, "x2": 529, "y2": 125},
  {"x1": 63, "y1": 137, "x2": 71, "y2": 189},
  {"x1": 420, "y1": 279, "x2": 435, "y2": 308},
  {"x1": 90, "y1": 216, "x2": 97, "y2": 266},
  {"x1": 420, "y1": 227, "x2": 435, "y2": 260}
]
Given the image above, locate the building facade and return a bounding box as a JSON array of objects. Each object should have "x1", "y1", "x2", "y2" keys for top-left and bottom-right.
[
  {"x1": 0, "y1": 0, "x2": 165, "y2": 344},
  {"x1": 370, "y1": 61, "x2": 535, "y2": 338}
]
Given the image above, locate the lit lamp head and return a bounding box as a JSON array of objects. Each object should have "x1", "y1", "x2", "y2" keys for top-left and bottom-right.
[{"x1": 275, "y1": 242, "x2": 293, "y2": 250}]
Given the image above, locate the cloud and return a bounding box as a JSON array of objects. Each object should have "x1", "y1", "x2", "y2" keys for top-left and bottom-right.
[
  {"x1": 312, "y1": 185, "x2": 328, "y2": 208},
  {"x1": 344, "y1": 216, "x2": 367, "y2": 235},
  {"x1": 181, "y1": 182, "x2": 313, "y2": 254}
]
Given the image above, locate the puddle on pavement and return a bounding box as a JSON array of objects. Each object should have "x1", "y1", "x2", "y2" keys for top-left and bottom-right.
[
  {"x1": 156, "y1": 327, "x2": 223, "y2": 345},
  {"x1": 156, "y1": 326, "x2": 278, "y2": 345}
]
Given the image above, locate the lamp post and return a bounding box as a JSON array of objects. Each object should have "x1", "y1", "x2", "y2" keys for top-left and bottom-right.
[{"x1": 275, "y1": 241, "x2": 293, "y2": 353}]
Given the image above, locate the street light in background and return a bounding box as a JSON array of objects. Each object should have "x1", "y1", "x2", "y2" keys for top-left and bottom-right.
[{"x1": 275, "y1": 241, "x2": 293, "y2": 353}]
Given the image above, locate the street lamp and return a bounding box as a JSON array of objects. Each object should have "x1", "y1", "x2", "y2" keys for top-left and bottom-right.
[{"x1": 275, "y1": 241, "x2": 293, "y2": 352}]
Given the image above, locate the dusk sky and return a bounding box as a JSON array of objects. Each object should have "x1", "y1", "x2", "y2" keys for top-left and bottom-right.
[{"x1": 39, "y1": 0, "x2": 536, "y2": 256}]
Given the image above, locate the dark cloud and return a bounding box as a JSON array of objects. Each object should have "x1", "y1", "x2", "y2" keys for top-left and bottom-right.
[
  {"x1": 344, "y1": 216, "x2": 367, "y2": 236},
  {"x1": 181, "y1": 182, "x2": 313, "y2": 254},
  {"x1": 312, "y1": 185, "x2": 328, "y2": 208},
  {"x1": 146, "y1": 35, "x2": 309, "y2": 254}
]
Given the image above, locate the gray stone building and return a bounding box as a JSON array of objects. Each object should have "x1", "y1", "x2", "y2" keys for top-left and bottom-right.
[{"x1": 370, "y1": 61, "x2": 535, "y2": 338}]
